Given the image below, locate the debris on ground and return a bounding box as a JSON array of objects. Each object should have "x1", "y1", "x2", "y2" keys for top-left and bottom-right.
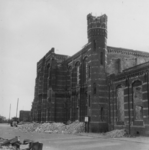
[
  {"x1": 17, "y1": 121, "x2": 128, "y2": 138},
  {"x1": 104, "y1": 129, "x2": 126, "y2": 138},
  {"x1": 0, "y1": 136, "x2": 21, "y2": 150},
  {"x1": 0, "y1": 138, "x2": 6, "y2": 144},
  {"x1": 65, "y1": 120, "x2": 85, "y2": 134},
  {"x1": 17, "y1": 122, "x2": 40, "y2": 132},
  {"x1": 35, "y1": 122, "x2": 66, "y2": 133},
  {"x1": 18, "y1": 120, "x2": 85, "y2": 134},
  {"x1": 0, "y1": 137, "x2": 43, "y2": 150}
]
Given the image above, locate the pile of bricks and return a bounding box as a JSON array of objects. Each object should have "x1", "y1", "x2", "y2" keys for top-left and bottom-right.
[
  {"x1": 18, "y1": 122, "x2": 40, "y2": 132},
  {"x1": 18, "y1": 121, "x2": 85, "y2": 134},
  {"x1": 35, "y1": 122, "x2": 66, "y2": 133},
  {"x1": 65, "y1": 120, "x2": 85, "y2": 134},
  {"x1": 0, "y1": 137, "x2": 22, "y2": 150},
  {"x1": 0, "y1": 137, "x2": 43, "y2": 150},
  {"x1": 104, "y1": 129, "x2": 126, "y2": 138}
]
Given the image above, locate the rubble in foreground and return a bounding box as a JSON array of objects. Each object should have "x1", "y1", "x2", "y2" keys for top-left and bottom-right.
[
  {"x1": 0, "y1": 136, "x2": 43, "y2": 150},
  {"x1": 17, "y1": 121, "x2": 126, "y2": 138}
]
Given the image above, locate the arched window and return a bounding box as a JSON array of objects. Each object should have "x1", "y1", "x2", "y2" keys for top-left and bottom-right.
[
  {"x1": 132, "y1": 80, "x2": 143, "y2": 120},
  {"x1": 83, "y1": 57, "x2": 87, "y2": 83},
  {"x1": 71, "y1": 67, "x2": 75, "y2": 88},
  {"x1": 116, "y1": 85, "x2": 124, "y2": 122},
  {"x1": 76, "y1": 62, "x2": 80, "y2": 85}
]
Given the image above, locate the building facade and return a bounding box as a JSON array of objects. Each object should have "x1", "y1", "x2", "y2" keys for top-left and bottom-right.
[
  {"x1": 19, "y1": 110, "x2": 31, "y2": 122},
  {"x1": 108, "y1": 61, "x2": 149, "y2": 136},
  {"x1": 31, "y1": 14, "x2": 149, "y2": 135}
]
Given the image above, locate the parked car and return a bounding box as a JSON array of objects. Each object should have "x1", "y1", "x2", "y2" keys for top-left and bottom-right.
[{"x1": 10, "y1": 117, "x2": 19, "y2": 127}]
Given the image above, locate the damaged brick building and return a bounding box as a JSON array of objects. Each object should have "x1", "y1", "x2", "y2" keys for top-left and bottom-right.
[
  {"x1": 19, "y1": 110, "x2": 31, "y2": 122},
  {"x1": 31, "y1": 13, "x2": 149, "y2": 135}
]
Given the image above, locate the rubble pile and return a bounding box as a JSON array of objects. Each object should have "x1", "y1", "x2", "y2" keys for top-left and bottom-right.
[
  {"x1": 0, "y1": 137, "x2": 21, "y2": 150},
  {"x1": 18, "y1": 121, "x2": 85, "y2": 134},
  {"x1": 18, "y1": 122, "x2": 40, "y2": 132},
  {"x1": 0, "y1": 145, "x2": 15, "y2": 150},
  {"x1": 65, "y1": 120, "x2": 85, "y2": 134},
  {"x1": 0, "y1": 138, "x2": 6, "y2": 144},
  {"x1": 0, "y1": 137, "x2": 43, "y2": 150},
  {"x1": 105, "y1": 129, "x2": 126, "y2": 138},
  {"x1": 35, "y1": 122, "x2": 66, "y2": 133}
]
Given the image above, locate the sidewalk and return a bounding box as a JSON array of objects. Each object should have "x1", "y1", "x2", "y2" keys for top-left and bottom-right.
[{"x1": 78, "y1": 132, "x2": 149, "y2": 144}]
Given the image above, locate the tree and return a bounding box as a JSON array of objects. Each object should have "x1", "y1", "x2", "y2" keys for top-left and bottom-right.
[{"x1": 0, "y1": 115, "x2": 6, "y2": 123}]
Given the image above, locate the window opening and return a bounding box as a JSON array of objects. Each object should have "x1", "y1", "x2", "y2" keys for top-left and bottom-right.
[
  {"x1": 133, "y1": 81, "x2": 143, "y2": 120},
  {"x1": 116, "y1": 86, "x2": 124, "y2": 122},
  {"x1": 77, "y1": 65, "x2": 80, "y2": 85}
]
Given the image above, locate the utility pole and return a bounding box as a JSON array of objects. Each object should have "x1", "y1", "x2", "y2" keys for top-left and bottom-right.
[
  {"x1": 16, "y1": 98, "x2": 19, "y2": 118},
  {"x1": 9, "y1": 104, "x2": 11, "y2": 121}
]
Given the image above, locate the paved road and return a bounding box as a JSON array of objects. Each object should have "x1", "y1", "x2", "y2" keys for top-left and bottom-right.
[{"x1": 0, "y1": 124, "x2": 149, "y2": 150}]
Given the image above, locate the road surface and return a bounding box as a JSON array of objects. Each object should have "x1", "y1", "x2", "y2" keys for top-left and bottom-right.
[{"x1": 0, "y1": 124, "x2": 149, "y2": 150}]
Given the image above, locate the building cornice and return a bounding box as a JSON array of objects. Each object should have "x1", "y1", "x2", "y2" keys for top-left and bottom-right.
[{"x1": 107, "y1": 46, "x2": 149, "y2": 58}]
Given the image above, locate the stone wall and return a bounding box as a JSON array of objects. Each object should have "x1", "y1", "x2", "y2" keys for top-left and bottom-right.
[{"x1": 108, "y1": 66, "x2": 149, "y2": 136}]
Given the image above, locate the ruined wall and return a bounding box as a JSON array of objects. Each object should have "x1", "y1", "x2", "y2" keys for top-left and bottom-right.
[
  {"x1": 32, "y1": 45, "x2": 90, "y2": 123},
  {"x1": 19, "y1": 111, "x2": 31, "y2": 122},
  {"x1": 108, "y1": 67, "x2": 149, "y2": 136},
  {"x1": 107, "y1": 48, "x2": 149, "y2": 75},
  {"x1": 31, "y1": 48, "x2": 69, "y2": 123},
  {"x1": 31, "y1": 13, "x2": 149, "y2": 135}
]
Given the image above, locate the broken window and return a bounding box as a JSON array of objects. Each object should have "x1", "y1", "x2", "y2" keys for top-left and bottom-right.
[
  {"x1": 133, "y1": 81, "x2": 143, "y2": 120},
  {"x1": 48, "y1": 89, "x2": 52, "y2": 102},
  {"x1": 116, "y1": 86, "x2": 124, "y2": 122}
]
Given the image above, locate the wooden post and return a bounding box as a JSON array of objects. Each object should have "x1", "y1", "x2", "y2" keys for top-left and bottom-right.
[{"x1": 16, "y1": 98, "x2": 19, "y2": 118}]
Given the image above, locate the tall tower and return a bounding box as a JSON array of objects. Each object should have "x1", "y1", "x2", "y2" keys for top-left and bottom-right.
[
  {"x1": 87, "y1": 14, "x2": 108, "y2": 132},
  {"x1": 87, "y1": 13, "x2": 107, "y2": 54}
]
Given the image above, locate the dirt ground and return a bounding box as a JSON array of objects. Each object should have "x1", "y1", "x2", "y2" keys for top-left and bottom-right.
[{"x1": 0, "y1": 123, "x2": 149, "y2": 150}]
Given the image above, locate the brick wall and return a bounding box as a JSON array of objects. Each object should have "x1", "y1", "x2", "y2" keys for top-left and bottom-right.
[{"x1": 108, "y1": 66, "x2": 149, "y2": 136}]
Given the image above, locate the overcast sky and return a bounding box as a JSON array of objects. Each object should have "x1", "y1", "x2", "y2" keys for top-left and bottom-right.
[{"x1": 1, "y1": 0, "x2": 149, "y2": 119}]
